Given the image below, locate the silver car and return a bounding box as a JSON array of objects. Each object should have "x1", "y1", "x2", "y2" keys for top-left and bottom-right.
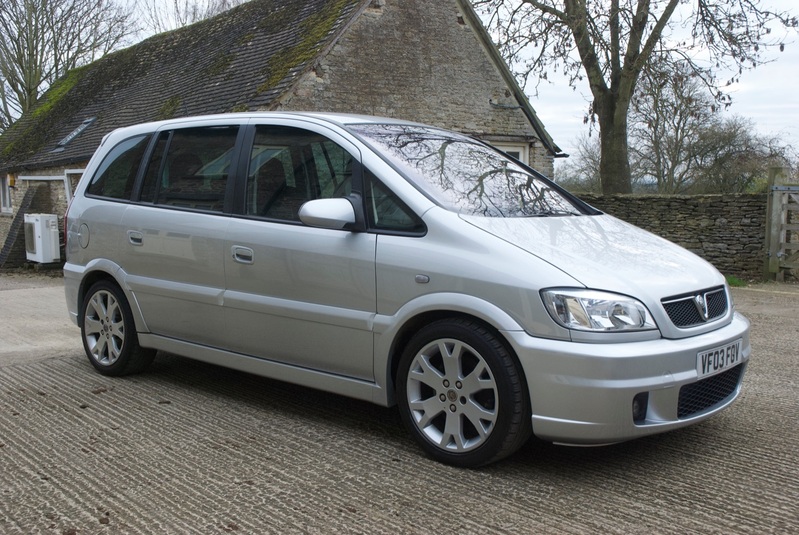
[{"x1": 64, "y1": 112, "x2": 750, "y2": 467}]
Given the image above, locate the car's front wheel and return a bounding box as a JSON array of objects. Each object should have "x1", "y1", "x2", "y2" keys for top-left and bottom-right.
[
  {"x1": 396, "y1": 318, "x2": 531, "y2": 467},
  {"x1": 81, "y1": 280, "x2": 155, "y2": 376}
]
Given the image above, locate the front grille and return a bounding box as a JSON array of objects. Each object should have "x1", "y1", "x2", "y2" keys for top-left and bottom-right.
[
  {"x1": 662, "y1": 287, "x2": 728, "y2": 327},
  {"x1": 678, "y1": 364, "x2": 743, "y2": 418}
]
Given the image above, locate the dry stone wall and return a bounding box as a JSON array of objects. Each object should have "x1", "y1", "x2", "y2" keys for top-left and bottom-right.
[{"x1": 578, "y1": 193, "x2": 767, "y2": 277}]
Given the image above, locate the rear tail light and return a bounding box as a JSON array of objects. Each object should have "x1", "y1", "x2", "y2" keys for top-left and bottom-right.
[{"x1": 63, "y1": 199, "x2": 72, "y2": 250}]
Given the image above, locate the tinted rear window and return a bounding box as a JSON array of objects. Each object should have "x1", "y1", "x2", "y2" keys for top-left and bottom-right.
[{"x1": 86, "y1": 134, "x2": 150, "y2": 200}]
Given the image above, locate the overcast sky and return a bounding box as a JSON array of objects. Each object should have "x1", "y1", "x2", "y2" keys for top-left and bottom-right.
[{"x1": 519, "y1": 1, "x2": 799, "y2": 163}]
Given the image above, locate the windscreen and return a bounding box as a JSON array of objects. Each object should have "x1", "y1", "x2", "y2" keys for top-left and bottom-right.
[{"x1": 350, "y1": 124, "x2": 587, "y2": 217}]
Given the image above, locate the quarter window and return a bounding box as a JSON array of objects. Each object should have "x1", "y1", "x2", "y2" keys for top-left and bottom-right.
[
  {"x1": 365, "y1": 170, "x2": 424, "y2": 234},
  {"x1": 86, "y1": 135, "x2": 150, "y2": 199}
]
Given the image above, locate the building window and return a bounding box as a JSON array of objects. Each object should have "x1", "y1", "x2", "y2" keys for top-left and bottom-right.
[
  {"x1": 1, "y1": 175, "x2": 12, "y2": 213},
  {"x1": 492, "y1": 143, "x2": 529, "y2": 165}
]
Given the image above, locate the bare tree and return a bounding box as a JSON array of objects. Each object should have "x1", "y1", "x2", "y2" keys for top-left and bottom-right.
[
  {"x1": 0, "y1": 0, "x2": 135, "y2": 133},
  {"x1": 629, "y1": 61, "x2": 714, "y2": 194},
  {"x1": 562, "y1": 85, "x2": 797, "y2": 195},
  {"x1": 136, "y1": 0, "x2": 247, "y2": 35},
  {"x1": 690, "y1": 116, "x2": 796, "y2": 194},
  {"x1": 554, "y1": 133, "x2": 602, "y2": 192},
  {"x1": 628, "y1": 60, "x2": 796, "y2": 194},
  {"x1": 473, "y1": 0, "x2": 798, "y2": 194},
  {"x1": 555, "y1": 131, "x2": 649, "y2": 192}
]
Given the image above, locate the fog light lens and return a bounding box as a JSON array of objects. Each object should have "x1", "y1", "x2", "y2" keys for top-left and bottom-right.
[{"x1": 632, "y1": 393, "x2": 649, "y2": 423}]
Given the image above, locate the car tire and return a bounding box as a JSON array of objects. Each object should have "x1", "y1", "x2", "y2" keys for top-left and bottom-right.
[
  {"x1": 81, "y1": 280, "x2": 156, "y2": 376},
  {"x1": 396, "y1": 317, "x2": 531, "y2": 467}
]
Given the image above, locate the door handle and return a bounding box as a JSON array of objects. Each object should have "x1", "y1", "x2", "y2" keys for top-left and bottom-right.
[
  {"x1": 231, "y1": 246, "x2": 254, "y2": 264},
  {"x1": 127, "y1": 230, "x2": 143, "y2": 246}
]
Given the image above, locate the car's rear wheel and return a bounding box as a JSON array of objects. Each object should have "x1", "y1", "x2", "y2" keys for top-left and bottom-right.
[
  {"x1": 81, "y1": 280, "x2": 155, "y2": 376},
  {"x1": 396, "y1": 318, "x2": 531, "y2": 467}
]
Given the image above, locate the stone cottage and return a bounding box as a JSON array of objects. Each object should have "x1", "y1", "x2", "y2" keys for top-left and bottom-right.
[{"x1": 0, "y1": 0, "x2": 562, "y2": 267}]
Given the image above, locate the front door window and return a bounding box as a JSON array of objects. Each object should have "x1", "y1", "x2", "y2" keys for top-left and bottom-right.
[{"x1": 244, "y1": 126, "x2": 354, "y2": 220}]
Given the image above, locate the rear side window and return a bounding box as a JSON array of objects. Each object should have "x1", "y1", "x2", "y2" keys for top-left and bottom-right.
[
  {"x1": 140, "y1": 126, "x2": 239, "y2": 212},
  {"x1": 86, "y1": 134, "x2": 150, "y2": 199}
]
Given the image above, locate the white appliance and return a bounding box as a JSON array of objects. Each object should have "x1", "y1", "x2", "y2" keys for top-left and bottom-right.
[{"x1": 24, "y1": 213, "x2": 60, "y2": 263}]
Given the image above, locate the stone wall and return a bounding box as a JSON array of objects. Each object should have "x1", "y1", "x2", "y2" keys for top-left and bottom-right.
[
  {"x1": 18, "y1": 173, "x2": 77, "y2": 222},
  {"x1": 579, "y1": 193, "x2": 768, "y2": 277},
  {"x1": 0, "y1": 170, "x2": 80, "y2": 268}
]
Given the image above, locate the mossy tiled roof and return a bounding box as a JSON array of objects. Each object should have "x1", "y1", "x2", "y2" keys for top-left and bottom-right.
[{"x1": 0, "y1": 0, "x2": 364, "y2": 172}]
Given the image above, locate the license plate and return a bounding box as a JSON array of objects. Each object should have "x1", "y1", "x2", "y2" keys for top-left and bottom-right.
[{"x1": 697, "y1": 340, "x2": 742, "y2": 379}]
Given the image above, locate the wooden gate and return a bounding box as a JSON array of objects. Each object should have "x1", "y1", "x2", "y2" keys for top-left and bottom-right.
[{"x1": 765, "y1": 185, "x2": 799, "y2": 281}]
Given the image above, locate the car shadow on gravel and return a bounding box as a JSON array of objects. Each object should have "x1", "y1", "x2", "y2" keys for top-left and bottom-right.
[
  {"x1": 144, "y1": 351, "x2": 410, "y2": 444},
  {"x1": 130, "y1": 350, "x2": 733, "y2": 476}
]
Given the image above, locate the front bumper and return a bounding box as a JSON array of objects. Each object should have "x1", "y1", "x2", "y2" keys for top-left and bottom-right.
[{"x1": 505, "y1": 312, "x2": 751, "y2": 444}]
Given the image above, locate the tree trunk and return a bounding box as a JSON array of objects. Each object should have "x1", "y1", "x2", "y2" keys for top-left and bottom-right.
[{"x1": 596, "y1": 94, "x2": 633, "y2": 194}]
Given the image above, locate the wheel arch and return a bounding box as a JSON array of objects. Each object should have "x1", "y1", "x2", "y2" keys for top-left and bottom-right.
[
  {"x1": 76, "y1": 262, "x2": 146, "y2": 333},
  {"x1": 376, "y1": 296, "x2": 528, "y2": 407}
]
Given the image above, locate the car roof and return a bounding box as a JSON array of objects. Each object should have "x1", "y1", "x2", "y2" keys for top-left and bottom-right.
[
  {"x1": 98, "y1": 111, "x2": 429, "y2": 147},
  {"x1": 137, "y1": 111, "x2": 419, "y2": 131}
]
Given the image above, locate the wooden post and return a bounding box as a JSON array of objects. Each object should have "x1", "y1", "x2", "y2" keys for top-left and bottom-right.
[{"x1": 764, "y1": 168, "x2": 788, "y2": 281}]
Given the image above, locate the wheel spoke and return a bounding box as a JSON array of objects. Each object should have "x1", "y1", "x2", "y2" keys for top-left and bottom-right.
[
  {"x1": 109, "y1": 317, "x2": 125, "y2": 339},
  {"x1": 84, "y1": 316, "x2": 103, "y2": 337},
  {"x1": 460, "y1": 361, "x2": 493, "y2": 397},
  {"x1": 89, "y1": 292, "x2": 107, "y2": 318},
  {"x1": 109, "y1": 335, "x2": 123, "y2": 361},
  {"x1": 106, "y1": 297, "x2": 120, "y2": 321},
  {"x1": 439, "y1": 340, "x2": 463, "y2": 380},
  {"x1": 462, "y1": 398, "x2": 497, "y2": 438},
  {"x1": 441, "y1": 412, "x2": 466, "y2": 450},
  {"x1": 92, "y1": 334, "x2": 109, "y2": 361},
  {"x1": 409, "y1": 397, "x2": 444, "y2": 428},
  {"x1": 409, "y1": 353, "x2": 444, "y2": 389}
]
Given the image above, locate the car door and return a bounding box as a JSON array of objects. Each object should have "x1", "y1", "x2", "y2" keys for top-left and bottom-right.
[
  {"x1": 222, "y1": 122, "x2": 377, "y2": 380},
  {"x1": 120, "y1": 122, "x2": 242, "y2": 347}
]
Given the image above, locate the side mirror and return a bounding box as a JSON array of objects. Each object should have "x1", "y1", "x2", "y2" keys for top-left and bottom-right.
[{"x1": 298, "y1": 198, "x2": 357, "y2": 230}]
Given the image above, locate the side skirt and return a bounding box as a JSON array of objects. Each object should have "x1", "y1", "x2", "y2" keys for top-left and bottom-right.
[{"x1": 138, "y1": 333, "x2": 388, "y2": 406}]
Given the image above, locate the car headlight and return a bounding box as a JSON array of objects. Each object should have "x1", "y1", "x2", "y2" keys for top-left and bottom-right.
[{"x1": 541, "y1": 289, "x2": 657, "y2": 332}]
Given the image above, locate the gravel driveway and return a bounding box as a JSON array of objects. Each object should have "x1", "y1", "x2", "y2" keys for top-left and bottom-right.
[{"x1": 1, "y1": 273, "x2": 797, "y2": 533}]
